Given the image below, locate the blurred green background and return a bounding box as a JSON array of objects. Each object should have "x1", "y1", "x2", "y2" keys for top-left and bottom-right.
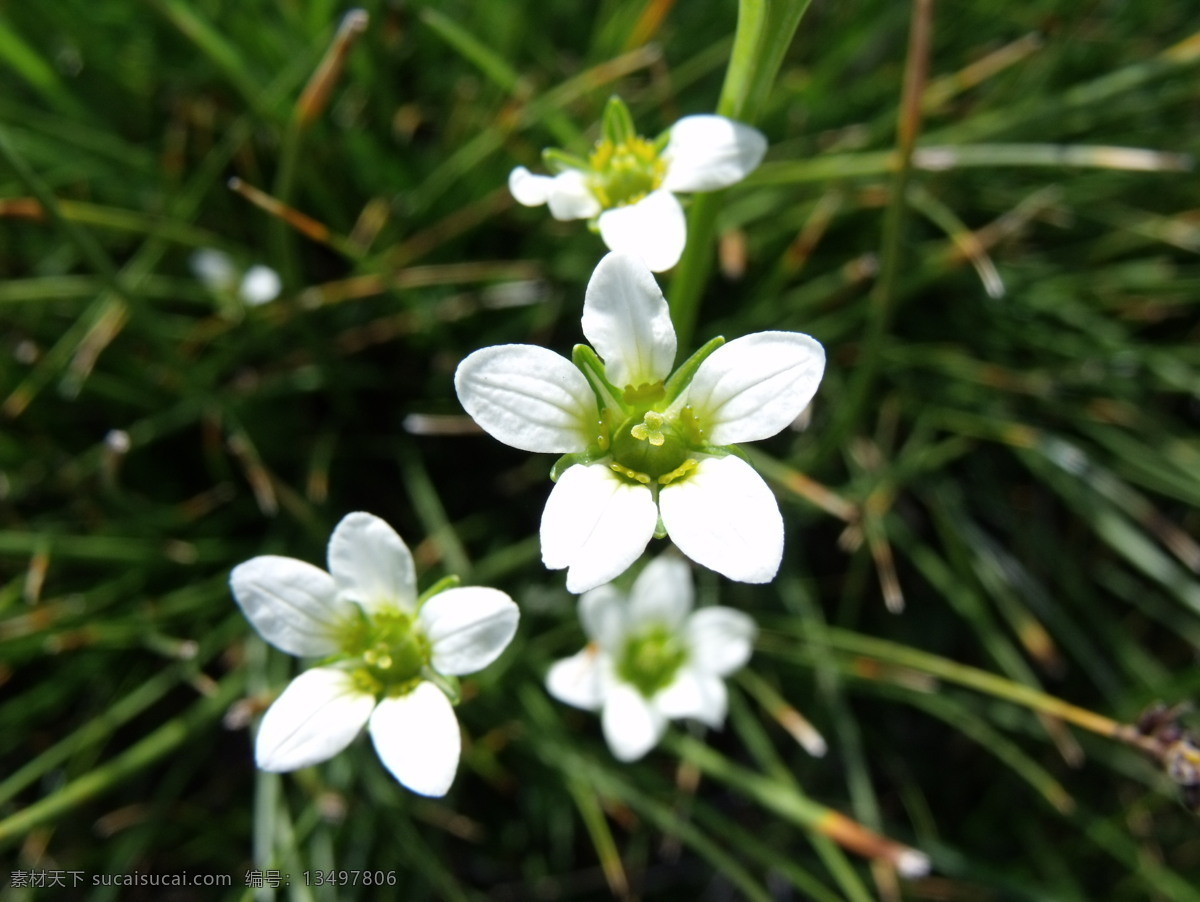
[{"x1": 2, "y1": 0, "x2": 1199, "y2": 899}]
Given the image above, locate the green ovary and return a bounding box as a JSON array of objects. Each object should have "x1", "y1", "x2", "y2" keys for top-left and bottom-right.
[
  {"x1": 610, "y1": 411, "x2": 689, "y2": 480},
  {"x1": 617, "y1": 626, "x2": 688, "y2": 698},
  {"x1": 588, "y1": 137, "x2": 666, "y2": 209},
  {"x1": 345, "y1": 609, "x2": 430, "y2": 696}
]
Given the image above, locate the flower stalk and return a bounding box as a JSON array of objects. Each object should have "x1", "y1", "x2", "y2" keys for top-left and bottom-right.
[{"x1": 668, "y1": 0, "x2": 815, "y2": 350}]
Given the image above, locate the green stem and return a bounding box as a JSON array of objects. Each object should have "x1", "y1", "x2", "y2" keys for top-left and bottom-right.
[
  {"x1": 663, "y1": 732, "x2": 928, "y2": 874},
  {"x1": 667, "y1": 0, "x2": 814, "y2": 351},
  {"x1": 759, "y1": 625, "x2": 1141, "y2": 745},
  {"x1": 667, "y1": 193, "x2": 721, "y2": 352},
  {"x1": 821, "y1": 0, "x2": 934, "y2": 458}
]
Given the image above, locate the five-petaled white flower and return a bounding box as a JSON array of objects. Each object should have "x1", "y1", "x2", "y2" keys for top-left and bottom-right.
[
  {"x1": 190, "y1": 248, "x2": 281, "y2": 306},
  {"x1": 508, "y1": 97, "x2": 767, "y2": 272},
  {"x1": 230, "y1": 512, "x2": 519, "y2": 797},
  {"x1": 455, "y1": 252, "x2": 825, "y2": 594},
  {"x1": 545, "y1": 553, "x2": 756, "y2": 761}
]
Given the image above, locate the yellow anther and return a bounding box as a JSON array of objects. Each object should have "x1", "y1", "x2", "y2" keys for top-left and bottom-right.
[
  {"x1": 610, "y1": 462, "x2": 651, "y2": 484},
  {"x1": 351, "y1": 667, "x2": 383, "y2": 696},
  {"x1": 587, "y1": 136, "x2": 667, "y2": 209},
  {"x1": 658, "y1": 458, "x2": 699, "y2": 486},
  {"x1": 622, "y1": 381, "x2": 666, "y2": 405}
]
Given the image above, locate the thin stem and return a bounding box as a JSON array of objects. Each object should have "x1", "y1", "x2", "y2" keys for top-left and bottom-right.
[
  {"x1": 822, "y1": 0, "x2": 934, "y2": 458},
  {"x1": 270, "y1": 13, "x2": 368, "y2": 284},
  {"x1": 760, "y1": 626, "x2": 1157, "y2": 752},
  {"x1": 668, "y1": 0, "x2": 814, "y2": 351},
  {"x1": 664, "y1": 733, "x2": 929, "y2": 876}
]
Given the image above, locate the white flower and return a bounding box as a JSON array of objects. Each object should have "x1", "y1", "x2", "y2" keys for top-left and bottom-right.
[
  {"x1": 508, "y1": 97, "x2": 767, "y2": 272},
  {"x1": 229, "y1": 512, "x2": 519, "y2": 797},
  {"x1": 191, "y1": 248, "x2": 281, "y2": 305},
  {"x1": 545, "y1": 554, "x2": 756, "y2": 761},
  {"x1": 455, "y1": 252, "x2": 825, "y2": 593}
]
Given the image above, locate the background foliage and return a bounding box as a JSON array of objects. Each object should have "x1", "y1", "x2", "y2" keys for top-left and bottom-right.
[{"x1": 2, "y1": 0, "x2": 1199, "y2": 899}]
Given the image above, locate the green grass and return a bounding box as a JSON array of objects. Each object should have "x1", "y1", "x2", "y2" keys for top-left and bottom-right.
[{"x1": 2, "y1": 0, "x2": 1200, "y2": 899}]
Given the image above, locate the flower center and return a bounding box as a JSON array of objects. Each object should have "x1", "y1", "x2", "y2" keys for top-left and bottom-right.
[
  {"x1": 588, "y1": 137, "x2": 667, "y2": 209},
  {"x1": 344, "y1": 609, "x2": 430, "y2": 696},
  {"x1": 617, "y1": 625, "x2": 688, "y2": 698},
  {"x1": 610, "y1": 410, "x2": 689, "y2": 480}
]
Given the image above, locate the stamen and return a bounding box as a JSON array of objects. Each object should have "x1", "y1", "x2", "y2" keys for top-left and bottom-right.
[
  {"x1": 658, "y1": 458, "x2": 698, "y2": 485},
  {"x1": 587, "y1": 136, "x2": 667, "y2": 209},
  {"x1": 610, "y1": 462, "x2": 652, "y2": 485},
  {"x1": 595, "y1": 408, "x2": 614, "y2": 452},
  {"x1": 679, "y1": 405, "x2": 706, "y2": 443},
  {"x1": 346, "y1": 610, "x2": 431, "y2": 691},
  {"x1": 622, "y1": 381, "x2": 665, "y2": 405},
  {"x1": 351, "y1": 667, "x2": 383, "y2": 696}
]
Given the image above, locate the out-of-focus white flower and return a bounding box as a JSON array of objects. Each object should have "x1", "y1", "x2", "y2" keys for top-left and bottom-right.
[
  {"x1": 454, "y1": 252, "x2": 825, "y2": 593},
  {"x1": 545, "y1": 554, "x2": 756, "y2": 761},
  {"x1": 191, "y1": 249, "x2": 281, "y2": 306},
  {"x1": 508, "y1": 97, "x2": 767, "y2": 272},
  {"x1": 229, "y1": 512, "x2": 519, "y2": 796},
  {"x1": 238, "y1": 264, "x2": 282, "y2": 305}
]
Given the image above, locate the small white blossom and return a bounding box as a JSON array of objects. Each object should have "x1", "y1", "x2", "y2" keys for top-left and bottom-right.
[
  {"x1": 546, "y1": 554, "x2": 756, "y2": 761},
  {"x1": 455, "y1": 252, "x2": 825, "y2": 593},
  {"x1": 509, "y1": 97, "x2": 767, "y2": 272},
  {"x1": 229, "y1": 512, "x2": 519, "y2": 797},
  {"x1": 191, "y1": 249, "x2": 281, "y2": 306}
]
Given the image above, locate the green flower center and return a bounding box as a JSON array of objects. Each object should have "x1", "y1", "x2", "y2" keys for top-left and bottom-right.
[
  {"x1": 610, "y1": 410, "x2": 689, "y2": 480},
  {"x1": 342, "y1": 608, "x2": 430, "y2": 697},
  {"x1": 617, "y1": 625, "x2": 688, "y2": 698},
  {"x1": 588, "y1": 137, "x2": 667, "y2": 209}
]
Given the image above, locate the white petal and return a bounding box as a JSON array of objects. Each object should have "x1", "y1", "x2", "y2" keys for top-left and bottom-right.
[
  {"x1": 540, "y1": 463, "x2": 658, "y2": 594},
  {"x1": 190, "y1": 247, "x2": 236, "y2": 290},
  {"x1": 685, "y1": 331, "x2": 825, "y2": 445},
  {"x1": 661, "y1": 115, "x2": 767, "y2": 193},
  {"x1": 686, "y1": 607, "x2": 757, "y2": 676},
  {"x1": 508, "y1": 166, "x2": 552, "y2": 207},
  {"x1": 255, "y1": 668, "x2": 374, "y2": 772},
  {"x1": 597, "y1": 190, "x2": 687, "y2": 273},
  {"x1": 239, "y1": 265, "x2": 281, "y2": 305},
  {"x1": 545, "y1": 647, "x2": 608, "y2": 711},
  {"x1": 627, "y1": 553, "x2": 693, "y2": 629},
  {"x1": 546, "y1": 170, "x2": 602, "y2": 220},
  {"x1": 659, "y1": 455, "x2": 783, "y2": 584},
  {"x1": 420, "y1": 586, "x2": 519, "y2": 676},
  {"x1": 581, "y1": 252, "x2": 676, "y2": 389},
  {"x1": 578, "y1": 583, "x2": 630, "y2": 651},
  {"x1": 455, "y1": 344, "x2": 597, "y2": 453},
  {"x1": 327, "y1": 512, "x2": 417, "y2": 615},
  {"x1": 654, "y1": 668, "x2": 728, "y2": 728},
  {"x1": 369, "y1": 682, "x2": 461, "y2": 797},
  {"x1": 602, "y1": 682, "x2": 667, "y2": 762},
  {"x1": 230, "y1": 556, "x2": 349, "y2": 657}
]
